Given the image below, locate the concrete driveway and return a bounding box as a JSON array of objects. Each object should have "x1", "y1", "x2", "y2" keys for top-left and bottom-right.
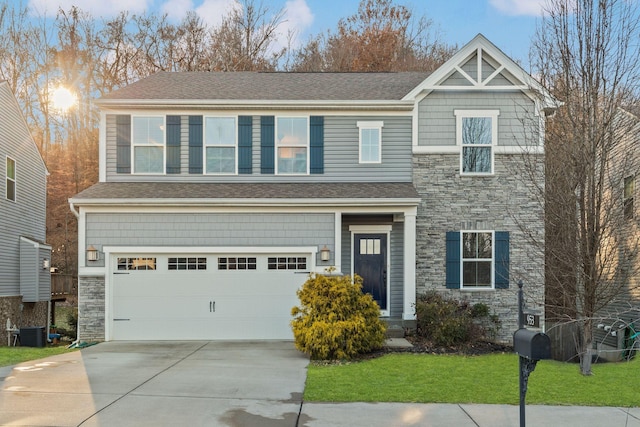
[{"x1": 0, "y1": 341, "x2": 309, "y2": 426}]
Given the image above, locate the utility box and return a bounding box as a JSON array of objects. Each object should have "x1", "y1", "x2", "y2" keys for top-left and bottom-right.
[
  {"x1": 20, "y1": 327, "x2": 46, "y2": 348},
  {"x1": 514, "y1": 328, "x2": 551, "y2": 360}
]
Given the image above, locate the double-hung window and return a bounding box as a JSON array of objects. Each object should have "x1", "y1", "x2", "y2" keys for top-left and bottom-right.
[
  {"x1": 455, "y1": 110, "x2": 499, "y2": 175},
  {"x1": 132, "y1": 116, "x2": 165, "y2": 174},
  {"x1": 205, "y1": 117, "x2": 236, "y2": 174},
  {"x1": 357, "y1": 121, "x2": 383, "y2": 163},
  {"x1": 6, "y1": 157, "x2": 15, "y2": 201},
  {"x1": 276, "y1": 117, "x2": 308, "y2": 174},
  {"x1": 461, "y1": 231, "x2": 493, "y2": 288},
  {"x1": 624, "y1": 175, "x2": 635, "y2": 220}
]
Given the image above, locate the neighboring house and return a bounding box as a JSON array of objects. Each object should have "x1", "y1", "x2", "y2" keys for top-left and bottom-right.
[
  {"x1": 591, "y1": 108, "x2": 640, "y2": 361},
  {"x1": 0, "y1": 81, "x2": 51, "y2": 346},
  {"x1": 70, "y1": 34, "x2": 555, "y2": 343}
]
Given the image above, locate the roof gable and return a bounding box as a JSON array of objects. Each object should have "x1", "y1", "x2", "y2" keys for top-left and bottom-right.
[{"x1": 403, "y1": 33, "x2": 557, "y2": 110}]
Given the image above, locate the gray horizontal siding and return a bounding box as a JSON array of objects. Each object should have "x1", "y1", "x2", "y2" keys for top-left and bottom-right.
[
  {"x1": 84, "y1": 212, "x2": 335, "y2": 267},
  {"x1": 0, "y1": 83, "x2": 48, "y2": 297},
  {"x1": 417, "y1": 91, "x2": 536, "y2": 147},
  {"x1": 105, "y1": 114, "x2": 412, "y2": 183}
]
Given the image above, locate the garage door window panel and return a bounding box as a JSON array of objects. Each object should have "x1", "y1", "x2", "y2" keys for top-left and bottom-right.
[
  {"x1": 218, "y1": 257, "x2": 257, "y2": 270},
  {"x1": 117, "y1": 257, "x2": 157, "y2": 270},
  {"x1": 268, "y1": 257, "x2": 307, "y2": 270},
  {"x1": 168, "y1": 257, "x2": 207, "y2": 270}
]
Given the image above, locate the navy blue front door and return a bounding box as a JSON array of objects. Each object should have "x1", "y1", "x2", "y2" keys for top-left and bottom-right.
[{"x1": 354, "y1": 233, "x2": 387, "y2": 311}]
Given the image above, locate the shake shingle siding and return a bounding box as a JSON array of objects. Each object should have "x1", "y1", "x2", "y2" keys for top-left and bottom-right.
[{"x1": 417, "y1": 91, "x2": 536, "y2": 147}]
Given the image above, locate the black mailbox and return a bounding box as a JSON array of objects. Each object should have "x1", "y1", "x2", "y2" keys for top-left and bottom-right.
[{"x1": 513, "y1": 328, "x2": 551, "y2": 360}]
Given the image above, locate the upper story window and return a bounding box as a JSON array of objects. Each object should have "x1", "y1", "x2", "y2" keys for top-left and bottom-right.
[
  {"x1": 133, "y1": 116, "x2": 165, "y2": 174},
  {"x1": 357, "y1": 121, "x2": 383, "y2": 163},
  {"x1": 6, "y1": 157, "x2": 15, "y2": 201},
  {"x1": 455, "y1": 110, "x2": 499, "y2": 175},
  {"x1": 205, "y1": 117, "x2": 236, "y2": 174},
  {"x1": 624, "y1": 175, "x2": 635, "y2": 220},
  {"x1": 276, "y1": 117, "x2": 308, "y2": 174},
  {"x1": 462, "y1": 231, "x2": 493, "y2": 288}
]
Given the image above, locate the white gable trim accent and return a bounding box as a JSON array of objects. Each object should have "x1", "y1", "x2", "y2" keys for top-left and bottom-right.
[{"x1": 403, "y1": 34, "x2": 557, "y2": 110}]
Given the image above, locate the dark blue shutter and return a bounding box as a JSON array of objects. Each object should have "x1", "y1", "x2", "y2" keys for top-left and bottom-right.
[
  {"x1": 495, "y1": 231, "x2": 510, "y2": 289},
  {"x1": 310, "y1": 116, "x2": 324, "y2": 174},
  {"x1": 115, "y1": 115, "x2": 131, "y2": 173},
  {"x1": 189, "y1": 115, "x2": 203, "y2": 174},
  {"x1": 238, "y1": 116, "x2": 253, "y2": 174},
  {"x1": 445, "y1": 231, "x2": 461, "y2": 289},
  {"x1": 260, "y1": 116, "x2": 275, "y2": 174},
  {"x1": 166, "y1": 115, "x2": 181, "y2": 174}
]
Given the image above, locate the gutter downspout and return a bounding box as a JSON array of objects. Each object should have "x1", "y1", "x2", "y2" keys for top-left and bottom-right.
[{"x1": 69, "y1": 201, "x2": 80, "y2": 219}]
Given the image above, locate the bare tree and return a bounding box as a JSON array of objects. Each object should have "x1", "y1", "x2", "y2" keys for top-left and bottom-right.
[
  {"x1": 533, "y1": 0, "x2": 640, "y2": 375},
  {"x1": 207, "y1": 0, "x2": 286, "y2": 71},
  {"x1": 290, "y1": 0, "x2": 454, "y2": 72}
]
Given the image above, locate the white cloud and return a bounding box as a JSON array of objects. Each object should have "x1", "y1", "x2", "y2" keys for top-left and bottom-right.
[
  {"x1": 277, "y1": 0, "x2": 314, "y2": 49},
  {"x1": 160, "y1": 0, "x2": 195, "y2": 20},
  {"x1": 195, "y1": 0, "x2": 238, "y2": 27},
  {"x1": 28, "y1": 0, "x2": 152, "y2": 17},
  {"x1": 489, "y1": 0, "x2": 546, "y2": 16}
]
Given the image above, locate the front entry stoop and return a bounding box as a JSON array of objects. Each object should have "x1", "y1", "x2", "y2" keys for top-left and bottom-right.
[{"x1": 385, "y1": 324, "x2": 405, "y2": 338}]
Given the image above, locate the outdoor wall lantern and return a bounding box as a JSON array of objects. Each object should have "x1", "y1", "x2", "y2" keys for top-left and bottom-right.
[
  {"x1": 86, "y1": 245, "x2": 99, "y2": 262},
  {"x1": 43, "y1": 258, "x2": 50, "y2": 269},
  {"x1": 320, "y1": 245, "x2": 331, "y2": 262}
]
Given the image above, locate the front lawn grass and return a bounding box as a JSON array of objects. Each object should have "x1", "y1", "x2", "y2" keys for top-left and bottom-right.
[
  {"x1": 0, "y1": 346, "x2": 76, "y2": 368},
  {"x1": 304, "y1": 353, "x2": 640, "y2": 407}
]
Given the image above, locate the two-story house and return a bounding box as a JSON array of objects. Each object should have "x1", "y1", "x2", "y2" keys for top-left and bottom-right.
[
  {"x1": 70, "y1": 35, "x2": 554, "y2": 343},
  {"x1": 0, "y1": 81, "x2": 51, "y2": 346}
]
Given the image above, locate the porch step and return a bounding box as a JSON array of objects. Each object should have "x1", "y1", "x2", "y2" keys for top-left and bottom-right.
[{"x1": 385, "y1": 325, "x2": 405, "y2": 338}]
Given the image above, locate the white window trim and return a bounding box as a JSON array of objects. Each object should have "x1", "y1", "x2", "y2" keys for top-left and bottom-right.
[
  {"x1": 455, "y1": 110, "x2": 499, "y2": 176},
  {"x1": 203, "y1": 115, "x2": 238, "y2": 175},
  {"x1": 275, "y1": 116, "x2": 310, "y2": 175},
  {"x1": 460, "y1": 230, "x2": 495, "y2": 290},
  {"x1": 6, "y1": 156, "x2": 16, "y2": 202},
  {"x1": 357, "y1": 121, "x2": 384, "y2": 164},
  {"x1": 131, "y1": 115, "x2": 166, "y2": 175}
]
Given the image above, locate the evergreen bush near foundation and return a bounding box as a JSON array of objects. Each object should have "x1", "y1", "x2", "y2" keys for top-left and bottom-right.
[{"x1": 291, "y1": 273, "x2": 386, "y2": 360}]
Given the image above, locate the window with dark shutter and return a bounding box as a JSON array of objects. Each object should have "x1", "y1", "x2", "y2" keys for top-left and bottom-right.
[
  {"x1": 189, "y1": 115, "x2": 203, "y2": 174},
  {"x1": 166, "y1": 115, "x2": 181, "y2": 174},
  {"x1": 238, "y1": 116, "x2": 253, "y2": 174},
  {"x1": 260, "y1": 116, "x2": 275, "y2": 174},
  {"x1": 310, "y1": 116, "x2": 324, "y2": 174},
  {"x1": 115, "y1": 115, "x2": 131, "y2": 173}
]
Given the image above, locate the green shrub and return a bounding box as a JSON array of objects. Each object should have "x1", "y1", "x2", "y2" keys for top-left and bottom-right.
[
  {"x1": 415, "y1": 292, "x2": 499, "y2": 347},
  {"x1": 291, "y1": 273, "x2": 386, "y2": 360}
]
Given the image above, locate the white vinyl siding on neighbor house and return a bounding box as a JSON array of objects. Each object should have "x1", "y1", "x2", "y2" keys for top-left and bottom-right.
[
  {"x1": 455, "y1": 110, "x2": 499, "y2": 175},
  {"x1": 6, "y1": 156, "x2": 15, "y2": 201},
  {"x1": 204, "y1": 116, "x2": 237, "y2": 174},
  {"x1": 132, "y1": 116, "x2": 165, "y2": 174},
  {"x1": 357, "y1": 121, "x2": 383, "y2": 163},
  {"x1": 276, "y1": 117, "x2": 308, "y2": 174}
]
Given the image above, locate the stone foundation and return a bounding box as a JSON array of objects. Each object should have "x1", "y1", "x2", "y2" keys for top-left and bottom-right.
[
  {"x1": 78, "y1": 276, "x2": 105, "y2": 342},
  {"x1": 0, "y1": 296, "x2": 49, "y2": 346}
]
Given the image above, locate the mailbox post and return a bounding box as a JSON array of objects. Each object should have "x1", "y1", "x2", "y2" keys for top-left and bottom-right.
[{"x1": 514, "y1": 280, "x2": 551, "y2": 427}]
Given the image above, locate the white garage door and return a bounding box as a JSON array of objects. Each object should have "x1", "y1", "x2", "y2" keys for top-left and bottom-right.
[{"x1": 110, "y1": 253, "x2": 310, "y2": 340}]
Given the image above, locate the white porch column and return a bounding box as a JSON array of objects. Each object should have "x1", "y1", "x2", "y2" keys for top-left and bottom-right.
[
  {"x1": 403, "y1": 208, "x2": 417, "y2": 320},
  {"x1": 334, "y1": 211, "x2": 342, "y2": 273}
]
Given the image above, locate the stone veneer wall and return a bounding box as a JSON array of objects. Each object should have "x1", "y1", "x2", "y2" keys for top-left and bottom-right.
[
  {"x1": 0, "y1": 296, "x2": 48, "y2": 346},
  {"x1": 413, "y1": 153, "x2": 545, "y2": 343},
  {"x1": 78, "y1": 276, "x2": 105, "y2": 342}
]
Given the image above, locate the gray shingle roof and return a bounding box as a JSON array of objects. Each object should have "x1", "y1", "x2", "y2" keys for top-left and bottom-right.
[
  {"x1": 71, "y1": 182, "x2": 420, "y2": 203},
  {"x1": 98, "y1": 72, "x2": 429, "y2": 102}
]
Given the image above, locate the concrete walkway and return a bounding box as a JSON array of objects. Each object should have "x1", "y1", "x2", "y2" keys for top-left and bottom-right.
[{"x1": 0, "y1": 341, "x2": 638, "y2": 426}]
